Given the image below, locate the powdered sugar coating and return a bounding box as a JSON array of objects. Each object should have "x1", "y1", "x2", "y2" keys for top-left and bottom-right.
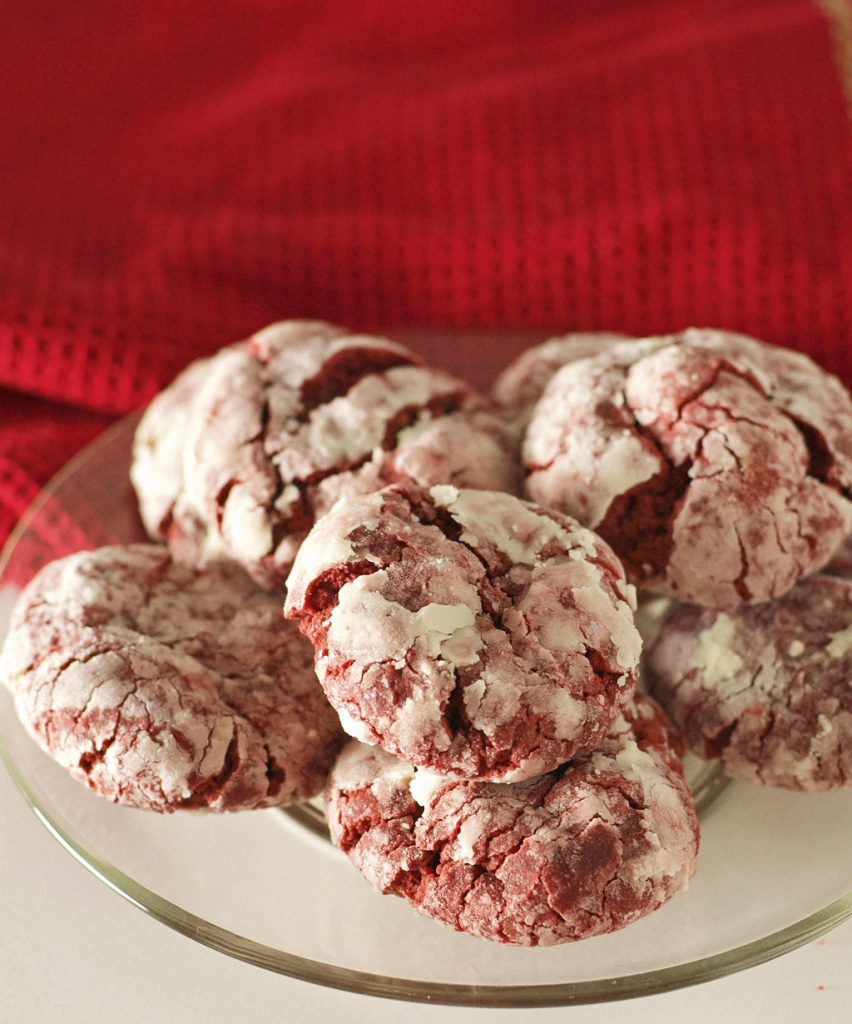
[
  {"x1": 492, "y1": 331, "x2": 628, "y2": 433},
  {"x1": 131, "y1": 356, "x2": 225, "y2": 567},
  {"x1": 326, "y1": 694, "x2": 699, "y2": 945},
  {"x1": 523, "y1": 329, "x2": 852, "y2": 607},
  {"x1": 285, "y1": 483, "x2": 641, "y2": 781},
  {"x1": 131, "y1": 320, "x2": 520, "y2": 589},
  {"x1": 0, "y1": 545, "x2": 345, "y2": 811},
  {"x1": 645, "y1": 574, "x2": 852, "y2": 789}
]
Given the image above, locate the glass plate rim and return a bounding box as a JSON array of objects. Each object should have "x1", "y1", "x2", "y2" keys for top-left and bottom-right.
[{"x1": 1, "y1": 415, "x2": 852, "y2": 1008}]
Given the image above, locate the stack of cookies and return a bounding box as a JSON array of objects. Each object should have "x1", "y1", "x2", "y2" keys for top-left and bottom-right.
[{"x1": 4, "y1": 320, "x2": 850, "y2": 945}]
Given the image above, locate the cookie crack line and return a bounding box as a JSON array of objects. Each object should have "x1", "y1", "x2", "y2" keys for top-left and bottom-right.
[
  {"x1": 185, "y1": 732, "x2": 243, "y2": 807},
  {"x1": 279, "y1": 398, "x2": 459, "y2": 525},
  {"x1": 77, "y1": 728, "x2": 122, "y2": 778},
  {"x1": 262, "y1": 742, "x2": 286, "y2": 796},
  {"x1": 731, "y1": 522, "x2": 753, "y2": 602},
  {"x1": 73, "y1": 671, "x2": 139, "y2": 729},
  {"x1": 617, "y1": 371, "x2": 750, "y2": 486},
  {"x1": 791, "y1": 501, "x2": 817, "y2": 555},
  {"x1": 35, "y1": 643, "x2": 120, "y2": 689},
  {"x1": 620, "y1": 356, "x2": 789, "y2": 483},
  {"x1": 332, "y1": 488, "x2": 524, "y2": 641},
  {"x1": 267, "y1": 394, "x2": 481, "y2": 562},
  {"x1": 772, "y1": 508, "x2": 794, "y2": 558},
  {"x1": 295, "y1": 343, "x2": 418, "y2": 419},
  {"x1": 193, "y1": 713, "x2": 234, "y2": 772},
  {"x1": 389, "y1": 507, "x2": 607, "y2": 735},
  {"x1": 786, "y1": 414, "x2": 850, "y2": 495},
  {"x1": 379, "y1": 392, "x2": 468, "y2": 453},
  {"x1": 667, "y1": 356, "x2": 768, "y2": 423},
  {"x1": 670, "y1": 355, "x2": 850, "y2": 497}
]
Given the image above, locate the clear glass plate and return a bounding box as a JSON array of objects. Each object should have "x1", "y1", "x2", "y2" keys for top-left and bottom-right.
[{"x1": 1, "y1": 415, "x2": 851, "y2": 1008}]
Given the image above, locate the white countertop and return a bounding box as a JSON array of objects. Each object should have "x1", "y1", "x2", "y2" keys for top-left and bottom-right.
[{"x1": 1, "y1": 755, "x2": 849, "y2": 1024}]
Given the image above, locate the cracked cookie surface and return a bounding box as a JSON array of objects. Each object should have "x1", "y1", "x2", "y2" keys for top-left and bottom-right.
[
  {"x1": 325, "y1": 694, "x2": 699, "y2": 945},
  {"x1": 645, "y1": 574, "x2": 852, "y2": 790},
  {"x1": 285, "y1": 483, "x2": 641, "y2": 781},
  {"x1": 523, "y1": 328, "x2": 852, "y2": 607},
  {"x1": 0, "y1": 544, "x2": 345, "y2": 811},
  {"x1": 132, "y1": 319, "x2": 520, "y2": 589}
]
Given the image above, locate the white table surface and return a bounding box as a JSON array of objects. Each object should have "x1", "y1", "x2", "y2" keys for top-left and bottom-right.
[{"x1": 1, "y1": 755, "x2": 849, "y2": 1024}]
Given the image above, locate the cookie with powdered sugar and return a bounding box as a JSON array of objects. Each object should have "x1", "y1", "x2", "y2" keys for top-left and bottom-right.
[
  {"x1": 645, "y1": 573, "x2": 852, "y2": 790},
  {"x1": 523, "y1": 328, "x2": 852, "y2": 608},
  {"x1": 285, "y1": 482, "x2": 641, "y2": 782},
  {"x1": 131, "y1": 320, "x2": 520, "y2": 589},
  {"x1": 492, "y1": 331, "x2": 628, "y2": 433},
  {"x1": 325, "y1": 694, "x2": 699, "y2": 945},
  {"x1": 0, "y1": 544, "x2": 345, "y2": 811}
]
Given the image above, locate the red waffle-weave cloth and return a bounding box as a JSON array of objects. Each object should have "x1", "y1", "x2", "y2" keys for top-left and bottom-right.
[{"x1": 2, "y1": 0, "x2": 852, "y2": 552}]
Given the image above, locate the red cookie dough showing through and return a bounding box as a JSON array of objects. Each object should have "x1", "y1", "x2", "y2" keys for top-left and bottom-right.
[
  {"x1": 285, "y1": 483, "x2": 642, "y2": 782},
  {"x1": 523, "y1": 328, "x2": 852, "y2": 608},
  {"x1": 645, "y1": 574, "x2": 852, "y2": 790},
  {"x1": 131, "y1": 320, "x2": 520, "y2": 590},
  {"x1": 326, "y1": 694, "x2": 699, "y2": 946},
  {"x1": 0, "y1": 545, "x2": 346, "y2": 812}
]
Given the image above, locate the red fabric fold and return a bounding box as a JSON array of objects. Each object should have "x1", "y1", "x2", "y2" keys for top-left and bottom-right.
[{"x1": 2, "y1": 0, "x2": 852, "y2": 553}]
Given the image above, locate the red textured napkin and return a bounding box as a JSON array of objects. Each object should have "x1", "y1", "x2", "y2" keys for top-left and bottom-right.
[{"x1": 2, "y1": 0, "x2": 852, "y2": 555}]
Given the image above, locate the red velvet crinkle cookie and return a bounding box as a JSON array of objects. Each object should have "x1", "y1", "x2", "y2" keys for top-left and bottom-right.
[
  {"x1": 645, "y1": 574, "x2": 852, "y2": 790},
  {"x1": 0, "y1": 545, "x2": 345, "y2": 812},
  {"x1": 285, "y1": 482, "x2": 641, "y2": 781},
  {"x1": 131, "y1": 320, "x2": 520, "y2": 589},
  {"x1": 326, "y1": 694, "x2": 699, "y2": 946},
  {"x1": 523, "y1": 328, "x2": 852, "y2": 607},
  {"x1": 492, "y1": 331, "x2": 628, "y2": 433}
]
